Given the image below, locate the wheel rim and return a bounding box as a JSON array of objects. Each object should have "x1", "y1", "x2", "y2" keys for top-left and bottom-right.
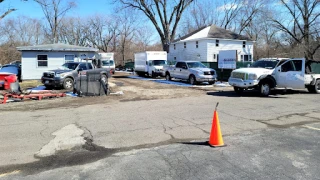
[
  {"x1": 190, "y1": 77, "x2": 195, "y2": 84},
  {"x1": 316, "y1": 81, "x2": 320, "y2": 91},
  {"x1": 65, "y1": 80, "x2": 72, "y2": 89},
  {"x1": 261, "y1": 84, "x2": 270, "y2": 95}
]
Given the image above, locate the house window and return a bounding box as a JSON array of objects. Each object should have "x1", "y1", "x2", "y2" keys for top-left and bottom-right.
[
  {"x1": 174, "y1": 57, "x2": 176, "y2": 60},
  {"x1": 241, "y1": 55, "x2": 252, "y2": 61},
  {"x1": 196, "y1": 41, "x2": 198, "y2": 48},
  {"x1": 184, "y1": 42, "x2": 186, "y2": 48},
  {"x1": 216, "y1": 40, "x2": 219, "y2": 47},
  {"x1": 243, "y1": 41, "x2": 246, "y2": 48},
  {"x1": 37, "y1": 55, "x2": 48, "y2": 67},
  {"x1": 65, "y1": 55, "x2": 75, "y2": 63},
  {"x1": 213, "y1": 54, "x2": 216, "y2": 60},
  {"x1": 174, "y1": 44, "x2": 176, "y2": 50}
]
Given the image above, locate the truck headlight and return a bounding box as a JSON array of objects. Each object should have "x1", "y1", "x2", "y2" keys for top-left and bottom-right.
[
  {"x1": 248, "y1": 73, "x2": 258, "y2": 80},
  {"x1": 58, "y1": 73, "x2": 67, "y2": 78}
]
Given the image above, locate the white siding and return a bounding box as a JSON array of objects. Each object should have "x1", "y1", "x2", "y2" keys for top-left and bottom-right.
[
  {"x1": 206, "y1": 39, "x2": 254, "y2": 62},
  {"x1": 21, "y1": 51, "x2": 96, "y2": 80},
  {"x1": 168, "y1": 40, "x2": 207, "y2": 62},
  {"x1": 169, "y1": 39, "x2": 254, "y2": 63}
]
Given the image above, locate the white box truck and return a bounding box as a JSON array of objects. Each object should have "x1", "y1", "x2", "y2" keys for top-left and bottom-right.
[
  {"x1": 99, "y1": 53, "x2": 115, "y2": 74},
  {"x1": 134, "y1": 51, "x2": 167, "y2": 77}
]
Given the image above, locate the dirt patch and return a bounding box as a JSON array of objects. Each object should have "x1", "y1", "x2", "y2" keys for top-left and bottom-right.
[{"x1": 0, "y1": 72, "x2": 227, "y2": 112}]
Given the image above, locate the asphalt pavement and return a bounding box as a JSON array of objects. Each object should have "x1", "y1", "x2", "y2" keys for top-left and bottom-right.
[{"x1": 0, "y1": 88, "x2": 320, "y2": 179}]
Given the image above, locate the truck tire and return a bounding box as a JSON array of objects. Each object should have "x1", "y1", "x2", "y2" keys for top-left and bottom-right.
[
  {"x1": 151, "y1": 71, "x2": 156, "y2": 78},
  {"x1": 234, "y1": 86, "x2": 244, "y2": 94},
  {"x1": 63, "y1": 77, "x2": 74, "y2": 91},
  {"x1": 316, "y1": 80, "x2": 320, "y2": 94},
  {"x1": 189, "y1": 75, "x2": 197, "y2": 85},
  {"x1": 165, "y1": 73, "x2": 171, "y2": 81},
  {"x1": 260, "y1": 81, "x2": 271, "y2": 96}
]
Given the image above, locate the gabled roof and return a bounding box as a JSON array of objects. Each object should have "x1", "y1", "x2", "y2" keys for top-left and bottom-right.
[
  {"x1": 173, "y1": 25, "x2": 252, "y2": 43},
  {"x1": 16, "y1": 43, "x2": 98, "y2": 52}
]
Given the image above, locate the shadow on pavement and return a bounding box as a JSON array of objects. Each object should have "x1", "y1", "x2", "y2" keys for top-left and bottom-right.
[
  {"x1": 180, "y1": 141, "x2": 211, "y2": 147},
  {"x1": 206, "y1": 90, "x2": 288, "y2": 98}
]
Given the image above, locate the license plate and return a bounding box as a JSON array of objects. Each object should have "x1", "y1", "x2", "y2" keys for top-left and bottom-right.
[{"x1": 45, "y1": 80, "x2": 49, "y2": 84}]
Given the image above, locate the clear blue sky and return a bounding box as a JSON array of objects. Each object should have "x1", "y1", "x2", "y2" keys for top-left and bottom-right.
[{"x1": 2, "y1": 0, "x2": 114, "y2": 19}]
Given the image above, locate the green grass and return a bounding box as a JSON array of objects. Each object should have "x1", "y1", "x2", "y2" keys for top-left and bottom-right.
[{"x1": 19, "y1": 80, "x2": 43, "y2": 89}]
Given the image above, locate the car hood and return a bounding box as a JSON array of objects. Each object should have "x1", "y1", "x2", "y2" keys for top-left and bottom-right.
[
  {"x1": 46, "y1": 69, "x2": 73, "y2": 74},
  {"x1": 190, "y1": 68, "x2": 215, "y2": 72},
  {"x1": 232, "y1": 68, "x2": 273, "y2": 74}
]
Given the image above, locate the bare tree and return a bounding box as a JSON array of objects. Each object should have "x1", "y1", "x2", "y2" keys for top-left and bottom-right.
[
  {"x1": 34, "y1": 0, "x2": 76, "y2": 43},
  {"x1": 118, "y1": 12, "x2": 136, "y2": 65},
  {"x1": 86, "y1": 15, "x2": 120, "y2": 52},
  {"x1": 59, "y1": 17, "x2": 89, "y2": 46},
  {"x1": 270, "y1": 0, "x2": 320, "y2": 60},
  {"x1": 115, "y1": 0, "x2": 195, "y2": 52},
  {"x1": 0, "y1": 0, "x2": 16, "y2": 21}
]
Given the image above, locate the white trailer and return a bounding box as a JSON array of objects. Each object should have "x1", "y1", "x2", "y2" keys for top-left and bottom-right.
[{"x1": 134, "y1": 51, "x2": 167, "y2": 77}]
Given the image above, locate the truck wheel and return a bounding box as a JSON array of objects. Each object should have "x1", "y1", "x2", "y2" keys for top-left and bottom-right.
[
  {"x1": 189, "y1": 75, "x2": 197, "y2": 85},
  {"x1": 63, "y1": 78, "x2": 74, "y2": 91},
  {"x1": 234, "y1": 87, "x2": 243, "y2": 94},
  {"x1": 260, "y1": 82, "x2": 271, "y2": 96},
  {"x1": 165, "y1": 73, "x2": 171, "y2": 81},
  {"x1": 151, "y1": 72, "x2": 156, "y2": 78},
  {"x1": 313, "y1": 79, "x2": 320, "y2": 94}
]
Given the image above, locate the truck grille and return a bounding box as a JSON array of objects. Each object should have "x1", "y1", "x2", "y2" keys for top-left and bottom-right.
[
  {"x1": 231, "y1": 72, "x2": 246, "y2": 80},
  {"x1": 43, "y1": 72, "x2": 55, "y2": 78},
  {"x1": 204, "y1": 71, "x2": 215, "y2": 75}
]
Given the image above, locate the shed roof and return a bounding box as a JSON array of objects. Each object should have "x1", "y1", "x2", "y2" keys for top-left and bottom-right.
[
  {"x1": 173, "y1": 25, "x2": 252, "y2": 43},
  {"x1": 16, "y1": 43, "x2": 98, "y2": 52}
]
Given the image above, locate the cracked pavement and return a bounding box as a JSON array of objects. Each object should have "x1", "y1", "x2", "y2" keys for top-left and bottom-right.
[{"x1": 0, "y1": 88, "x2": 320, "y2": 179}]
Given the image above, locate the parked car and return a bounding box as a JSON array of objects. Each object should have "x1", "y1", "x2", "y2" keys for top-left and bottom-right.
[
  {"x1": 0, "y1": 65, "x2": 20, "y2": 90},
  {"x1": 164, "y1": 61, "x2": 217, "y2": 85},
  {"x1": 41, "y1": 61, "x2": 110, "y2": 90},
  {"x1": 0, "y1": 64, "x2": 21, "y2": 82}
]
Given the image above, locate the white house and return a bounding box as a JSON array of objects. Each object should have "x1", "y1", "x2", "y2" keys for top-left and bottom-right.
[
  {"x1": 168, "y1": 25, "x2": 254, "y2": 62},
  {"x1": 17, "y1": 44, "x2": 98, "y2": 80}
]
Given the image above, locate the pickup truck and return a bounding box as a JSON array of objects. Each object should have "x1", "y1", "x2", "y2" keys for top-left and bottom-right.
[
  {"x1": 41, "y1": 61, "x2": 109, "y2": 90},
  {"x1": 228, "y1": 58, "x2": 320, "y2": 96},
  {"x1": 164, "y1": 61, "x2": 217, "y2": 85}
]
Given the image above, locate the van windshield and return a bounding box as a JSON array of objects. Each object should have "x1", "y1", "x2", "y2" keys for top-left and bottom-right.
[
  {"x1": 102, "y1": 60, "x2": 114, "y2": 66},
  {"x1": 251, "y1": 60, "x2": 279, "y2": 69},
  {"x1": 153, "y1": 60, "x2": 167, "y2": 66}
]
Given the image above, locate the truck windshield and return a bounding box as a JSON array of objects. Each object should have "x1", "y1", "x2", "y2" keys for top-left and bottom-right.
[
  {"x1": 102, "y1": 60, "x2": 114, "y2": 66},
  {"x1": 251, "y1": 60, "x2": 279, "y2": 69},
  {"x1": 187, "y1": 62, "x2": 207, "y2": 68},
  {"x1": 61, "y1": 63, "x2": 79, "y2": 70},
  {"x1": 153, "y1": 60, "x2": 167, "y2": 66}
]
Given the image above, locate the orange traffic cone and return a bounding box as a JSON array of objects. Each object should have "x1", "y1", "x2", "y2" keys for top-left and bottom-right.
[{"x1": 208, "y1": 103, "x2": 225, "y2": 147}]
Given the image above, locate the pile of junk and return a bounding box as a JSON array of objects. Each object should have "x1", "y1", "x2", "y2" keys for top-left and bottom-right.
[{"x1": 1, "y1": 67, "x2": 109, "y2": 104}]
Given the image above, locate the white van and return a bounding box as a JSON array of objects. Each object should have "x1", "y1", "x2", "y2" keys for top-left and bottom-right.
[{"x1": 134, "y1": 51, "x2": 167, "y2": 77}]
